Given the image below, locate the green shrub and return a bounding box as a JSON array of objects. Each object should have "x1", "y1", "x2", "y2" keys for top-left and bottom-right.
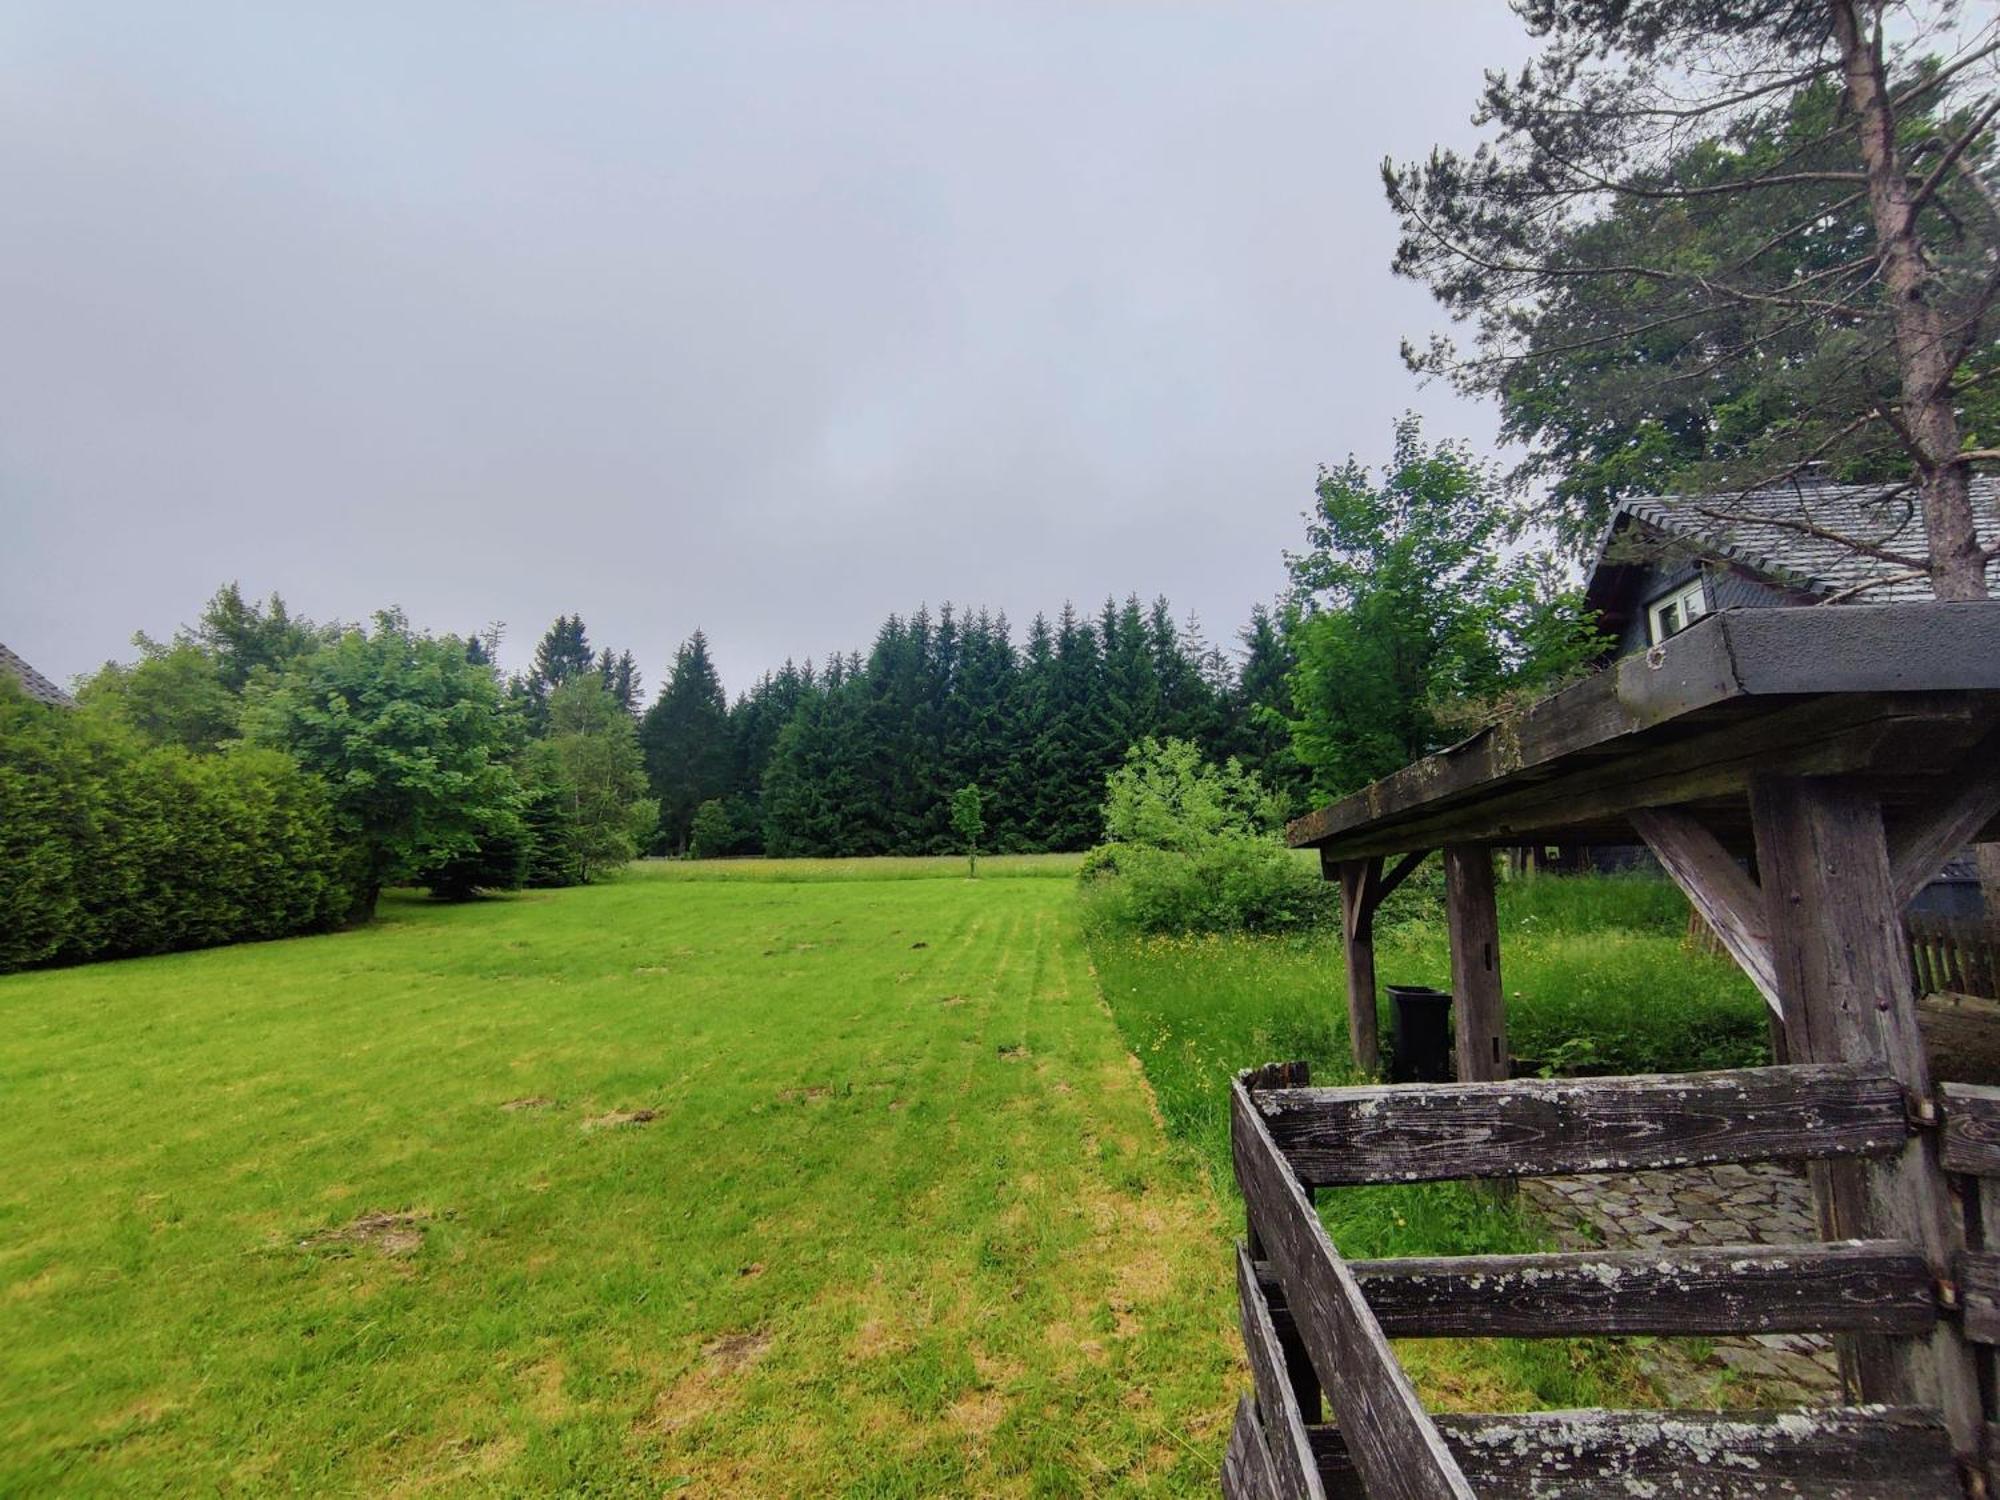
[
  {"x1": 687, "y1": 798, "x2": 734, "y2": 860},
  {"x1": 0, "y1": 681, "x2": 350, "y2": 973},
  {"x1": 1083, "y1": 840, "x2": 1334, "y2": 934},
  {"x1": 418, "y1": 806, "x2": 530, "y2": 900},
  {"x1": 1082, "y1": 740, "x2": 1333, "y2": 935}
]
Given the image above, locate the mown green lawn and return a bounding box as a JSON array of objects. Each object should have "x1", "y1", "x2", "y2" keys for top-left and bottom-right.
[{"x1": 0, "y1": 863, "x2": 1232, "y2": 1496}]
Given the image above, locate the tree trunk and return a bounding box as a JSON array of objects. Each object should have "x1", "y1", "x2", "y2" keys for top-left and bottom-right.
[{"x1": 1832, "y1": 0, "x2": 1990, "y2": 602}]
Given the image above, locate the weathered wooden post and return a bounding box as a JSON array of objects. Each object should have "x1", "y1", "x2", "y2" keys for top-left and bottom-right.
[
  {"x1": 1751, "y1": 774, "x2": 1981, "y2": 1453},
  {"x1": 1443, "y1": 845, "x2": 1505, "y2": 1084},
  {"x1": 1332, "y1": 853, "x2": 1383, "y2": 1076}
]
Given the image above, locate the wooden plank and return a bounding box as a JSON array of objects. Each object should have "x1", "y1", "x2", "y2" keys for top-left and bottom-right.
[
  {"x1": 1249, "y1": 1064, "x2": 1909, "y2": 1188},
  {"x1": 1307, "y1": 695, "x2": 1988, "y2": 860},
  {"x1": 1235, "y1": 1242, "x2": 1327, "y2": 1500},
  {"x1": 1956, "y1": 1248, "x2": 2000, "y2": 1345},
  {"x1": 1240, "y1": 1061, "x2": 1323, "y2": 1420},
  {"x1": 1631, "y1": 804, "x2": 1783, "y2": 1016},
  {"x1": 1255, "y1": 1244, "x2": 1935, "y2": 1340},
  {"x1": 1231, "y1": 1080, "x2": 1475, "y2": 1500},
  {"x1": 1303, "y1": 1405, "x2": 1958, "y2": 1500},
  {"x1": 1335, "y1": 859, "x2": 1381, "y2": 1077},
  {"x1": 1286, "y1": 602, "x2": 2000, "y2": 857},
  {"x1": 1887, "y1": 724, "x2": 2000, "y2": 906},
  {"x1": 1442, "y1": 846, "x2": 1506, "y2": 1084},
  {"x1": 1223, "y1": 1394, "x2": 1281, "y2": 1500},
  {"x1": 1751, "y1": 774, "x2": 1983, "y2": 1446},
  {"x1": 1940, "y1": 1082, "x2": 2000, "y2": 1177},
  {"x1": 1341, "y1": 1242, "x2": 1935, "y2": 1338}
]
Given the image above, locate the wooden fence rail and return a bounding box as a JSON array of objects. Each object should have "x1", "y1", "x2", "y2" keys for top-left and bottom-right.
[
  {"x1": 1250, "y1": 1064, "x2": 1910, "y2": 1188},
  {"x1": 1224, "y1": 1061, "x2": 1964, "y2": 1500},
  {"x1": 1910, "y1": 913, "x2": 2000, "y2": 1000},
  {"x1": 1253, "y1": 1243, "x2": 1936, "y2": 1341}
]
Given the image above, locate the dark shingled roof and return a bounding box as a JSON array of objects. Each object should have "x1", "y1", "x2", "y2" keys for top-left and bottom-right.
[
  {"x1": 0, "y1": 642, "x2": 75, "y2": 708},
  {"x1": 1597, "y1": 476, "x2": 2000, "y2": 602}
]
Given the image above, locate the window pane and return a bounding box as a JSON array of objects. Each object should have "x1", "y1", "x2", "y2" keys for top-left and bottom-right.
[
  {"x1": 1658, "y1": 603, "x2": 1679, "y2": 638},
  {"x1": 1683, "y1": 587, "x2": 1706, "y2": 620}
]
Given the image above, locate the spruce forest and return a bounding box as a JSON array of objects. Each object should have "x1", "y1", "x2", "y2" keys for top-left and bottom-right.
[{"x1": 608, "y1": 596, "x2": 1303, "y2": 858}]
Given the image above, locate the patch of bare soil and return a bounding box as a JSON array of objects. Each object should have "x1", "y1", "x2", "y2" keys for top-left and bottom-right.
[
  {"x1": 776, "y1": 1085, "x2": 832, "y2": 1104},
  {"x1": 500, "y1": 1096, "x2": 554, "y2": 1112},
  {"x1": 299, "y1": 1210, "x2": 431, "y2": 1257},
  {"x1": 701, "y1": 1330, "x2": 771, "y2": 1372},
  {"x1": 582, "y1": 1108, "x2": 657, "y2": 1130}
]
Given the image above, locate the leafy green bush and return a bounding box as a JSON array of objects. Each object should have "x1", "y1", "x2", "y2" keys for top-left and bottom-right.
[
  {"x1": 1083, "y1": 840, "x2": 1335, "y2": 934},
  {"x1": 0, "y1": 681, "x2": 351, "y2": 972},
  {"x1": 1083, "y1": 738, "x2": 1333, "y2": 935},
  {"x1": 1100, "y1": 737, "x2": 1285, "y2": 849},
  {"x1": 417, "y1": 805, "x2": 530, "y2": 900},
  {"x1": 687, "y1": 799, "x2": 733, "y2": 860}
]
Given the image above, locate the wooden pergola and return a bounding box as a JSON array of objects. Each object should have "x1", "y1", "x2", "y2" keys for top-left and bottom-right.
[
  {"x1": 1291, "y1": 601, "x2": 2000, "y2": 1084},
  {"x1": 1220, "y1": 601, "x2": 2000, "y2": 1498}
]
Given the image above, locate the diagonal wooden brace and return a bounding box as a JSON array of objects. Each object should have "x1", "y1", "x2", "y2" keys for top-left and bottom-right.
[
  {"x1": 1631, "y1": 805, "x2": 1783, "y2": 1018},
  {"x1": 1886, "y1": 727, "x2": 2000, "y2": 909}
]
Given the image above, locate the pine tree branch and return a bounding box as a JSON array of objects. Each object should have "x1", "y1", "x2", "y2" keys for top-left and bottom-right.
[
  {"x1": 1908, "y1": 95, "x2": 2000, "y2": 214},
  {"x1": 1676, "y1": 497, "x2": 1932, "y2": 573}
]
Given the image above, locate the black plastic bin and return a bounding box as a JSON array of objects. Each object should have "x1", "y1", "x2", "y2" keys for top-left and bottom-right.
[{"x1": 1385, "y1": 984, "x2": 1453, "y2": 1083}]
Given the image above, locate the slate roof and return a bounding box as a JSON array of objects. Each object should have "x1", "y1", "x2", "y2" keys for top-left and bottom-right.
[
  {"x1": 0, "y1": 642, "x2": 75, "y2": 708},
  {"x1": 1598, "y1": 475, "x2": 2000, "y2": 602}
]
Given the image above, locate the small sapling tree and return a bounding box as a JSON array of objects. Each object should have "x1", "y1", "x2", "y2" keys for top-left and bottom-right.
[
  {"x1": 688, "y1": 798, "x2": 732, "y2": 860},
  {"x1": 950, "y1": 783, "x2": 985, "y2": 877}
]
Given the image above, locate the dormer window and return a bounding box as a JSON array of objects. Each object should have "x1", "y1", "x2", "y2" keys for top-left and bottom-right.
[{"x1": 1647, "y1": 578, "x2": 1708, "y2": 644}]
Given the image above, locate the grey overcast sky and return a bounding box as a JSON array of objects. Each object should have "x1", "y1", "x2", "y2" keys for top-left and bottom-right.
[{"x1": 1, "y1": 2, "x2": 1539, "y2": 700}]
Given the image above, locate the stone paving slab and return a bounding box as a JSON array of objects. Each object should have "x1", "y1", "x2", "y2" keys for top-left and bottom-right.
[{"x1": 1521, "y1": 1161, "x2": 1845, "y2": 1407}]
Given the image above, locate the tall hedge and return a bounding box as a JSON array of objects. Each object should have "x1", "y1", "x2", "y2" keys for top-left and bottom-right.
[{"x1": 0, "y1": 681, "x2": 352, "y2": 973}]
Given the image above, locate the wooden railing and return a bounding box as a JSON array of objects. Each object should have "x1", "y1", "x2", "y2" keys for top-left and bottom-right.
[
  {"x1": 1912, "y1": 914, "x2": 2000, "y2": 1000},
  {"x1": 1223, "y1": 1060, "x2": 1962, "y2": 1500}
]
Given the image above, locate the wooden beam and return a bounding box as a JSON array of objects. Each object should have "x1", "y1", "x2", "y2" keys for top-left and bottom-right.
[
  {"x1": 1442, "y1": 846, "x2": 1505, "y2": 1084},
  {"x1": 1939, "y1": 1082, "x2": 2000, "y2": 1177},
  {"x1": 1248, "y1": 1064, "x2": 1909, "y2": 1188},
  {"x1": 1238, "y1": 1061, "x2": 1322, "y2": 1420},
  {"x1": 1376, "y1": 848, "x2": 1429, "y2": 904},
  {"x1": 1303, "y1": 1405, "x2": 1959, "y2": 1500},
  {"x1": 1630, "y1": 805, "x2": 1783, "y2": 1017},
  {"x1": 1286, "y1": 603, "x2": 2000, "y2": 858},
  {"x1": 1335, "y1": 1242, "x2": 1935, "y2": 1338},
  {"x1": 1231, "y1": 1080, "x2": 1475, "y2": 1500},
  {"x1": 1255, "y1": 1242, "x2": 1936, "y2": 1342},
  {"x1": 1223, "y1": 1394, "x2": 1282, "y2": 1500},
  {"x1": 1955, "y1": 1249, "x2": 2000, "y2": 1346},
  {"x1": 1236, "y1": 1242, "x2": 1328, "y2": 1500},
  {"x1": 1334, "y1": 859, "x2": 1382, "y2": 1076},
  {"x1": 1750, "y1": 774, "x2": 1983, "y2": 1451},
  {"x1": 1331, "y1": 852, "x2": 1433, "y2": 1076},
  {"x1": 1887, "y1": 726, "x2": 2000, "y2": 906}
]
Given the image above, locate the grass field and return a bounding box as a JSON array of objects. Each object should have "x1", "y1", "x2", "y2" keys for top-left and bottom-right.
[
  {"x1": 0, "y1": 857, "x2": 1776, "y2": 1494},
  {"x1": 0, "y1": 861, "x2": 1232, "y2": 1496},
  {"x1": 1082, "y1": 870, "x2": 1770, "y2": 1415}
]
